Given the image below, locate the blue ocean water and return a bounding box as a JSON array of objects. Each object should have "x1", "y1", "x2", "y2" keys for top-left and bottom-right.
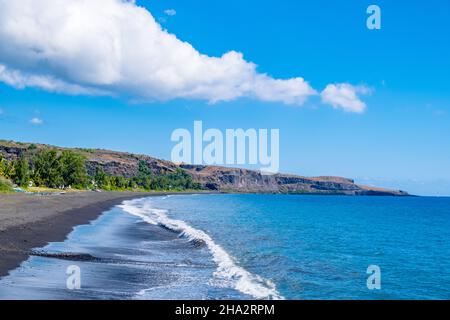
[{"x1": 1, "y1": 194, "x2": 450, "y2": 299}]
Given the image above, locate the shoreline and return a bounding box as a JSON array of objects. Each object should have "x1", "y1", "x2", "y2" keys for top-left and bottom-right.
[
  {"x1": 0, "y1": 191, "x2": 418, "y2": 279},
  {"x1": 0, "y1": 191, "x2": 203, "y2": 278}
]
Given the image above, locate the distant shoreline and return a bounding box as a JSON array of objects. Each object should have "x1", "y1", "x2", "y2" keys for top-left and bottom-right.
[{"x1": 0, "y1": 191, "x2": 208, "y2": 278}]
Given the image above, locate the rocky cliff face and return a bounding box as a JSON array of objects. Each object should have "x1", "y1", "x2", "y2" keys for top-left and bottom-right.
[
  {"x1": 0, "y1": 140, "x2": 409, "y2": 196},
  {"x1": 179, "y1": 165, "x2": 408, "y2": 195}
]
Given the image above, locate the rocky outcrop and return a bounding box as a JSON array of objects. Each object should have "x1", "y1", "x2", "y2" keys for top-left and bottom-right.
[
  {"x1": 0, "y1": 145, "x2": 28, "y2": 161},
  {"x1": 0, "y1": 140, "x2": 409, "y2": 196}
]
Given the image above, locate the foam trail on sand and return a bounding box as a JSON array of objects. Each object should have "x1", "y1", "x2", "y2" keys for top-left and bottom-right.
[{"x1": 119, "y1": 198, "x2": 283, "y2": 300}]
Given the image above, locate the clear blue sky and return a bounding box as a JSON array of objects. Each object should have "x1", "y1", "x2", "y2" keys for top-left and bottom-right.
[{"x1": 0, "y1": 0, "x2": 449, "y2": 195}]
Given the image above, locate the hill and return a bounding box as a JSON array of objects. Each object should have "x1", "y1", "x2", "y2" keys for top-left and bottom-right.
[{"x1": 0, "y1": 140, "x2": 408, "y2": 196}]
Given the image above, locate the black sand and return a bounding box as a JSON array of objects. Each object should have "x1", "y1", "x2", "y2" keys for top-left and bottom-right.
[{"x1": 0, "y1": 192, "x2": 191, "y2": 277}]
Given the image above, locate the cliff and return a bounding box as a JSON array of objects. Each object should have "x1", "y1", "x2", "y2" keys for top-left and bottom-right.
[{"x1": 0, "y1": 140, "x2": 409, "y2": 196}]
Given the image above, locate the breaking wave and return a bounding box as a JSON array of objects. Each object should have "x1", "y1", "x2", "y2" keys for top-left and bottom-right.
[{"x1": 118, "y1": 197, "x2": 283, "y2": 300}]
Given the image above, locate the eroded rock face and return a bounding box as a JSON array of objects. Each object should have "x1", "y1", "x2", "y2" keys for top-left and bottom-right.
[
  {"x1": 0, "y1": 145, "x2": 26, "y2": 161},
  {"x1": 180, "y1": 165, "x2": 408, "y2": 195},
  {"x1": 0, "y1": 141, "x2": 408, "y2": 196}
]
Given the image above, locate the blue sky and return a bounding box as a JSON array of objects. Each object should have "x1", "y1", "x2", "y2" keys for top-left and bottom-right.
[{"x1": 0, "y1": 0, "x2": 449, "y2": 195}]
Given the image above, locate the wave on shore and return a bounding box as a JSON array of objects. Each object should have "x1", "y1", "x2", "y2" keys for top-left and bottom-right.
[{"x1": 119, "y1": 197, "x2": 283, "y2": 300}]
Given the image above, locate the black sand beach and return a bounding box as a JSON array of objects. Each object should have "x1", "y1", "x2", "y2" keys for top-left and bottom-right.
[{"x1": 0, "y1": 192, "x2": 186, "y2": 277}]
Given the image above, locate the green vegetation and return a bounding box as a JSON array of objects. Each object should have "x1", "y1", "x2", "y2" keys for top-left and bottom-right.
[
  {"x1": 31, "y1": 149, "x2": 88, "y2": 188},
  {"x1": 11, "y1": 157, "x2": 30, "y2": 187},
  {"x1": 1, "y1": 148, "x2": 201, "y2": 193},
  {"x1": 32, "y1": 149, "x2": 64, "y2": 188},
  {"x1": 0, "y1": 176, "x2": 13, "y2": 193},
  {"x1": 59, "y1": 150, "x2": 88, "y2": 188},
  {"x1": 0, "y1": 154, "x2": 6, "y2": 176},
  {"x1": 0, "y1": 154, "x2": 13, "y2": 178},
  {"x1": 93, "y1": 161, "x2": 201, "y2": 191},
  {"x1": 1, "y1": 149, "x2": 89, "y2": 189}
]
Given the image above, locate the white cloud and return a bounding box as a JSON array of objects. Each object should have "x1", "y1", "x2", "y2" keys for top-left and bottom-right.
[
  {"x1": 0, "y1": 0, "x2": 368, "y2": 111},
  {"x1": 164, "y1": 9, "x2": 177, "y2": 16},
  {"x1": 321, "y1": 83, "x2": 371, "y2": 113},
  {"x1": 30, "y1": 117, "x2": 44, "y2": 125},
  {"x1": 0, "y1": 0, "x2": 317, "y2": 105},
  {"x1": 0, "y1": 65, "x2": 105, "y2": 95}
]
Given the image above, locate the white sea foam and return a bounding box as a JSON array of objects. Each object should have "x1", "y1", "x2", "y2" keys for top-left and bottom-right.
[{"x1": 119, "y1": 197, "x2": 283, "y2": 300}]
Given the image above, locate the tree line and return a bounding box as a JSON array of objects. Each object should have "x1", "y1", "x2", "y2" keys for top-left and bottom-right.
[
  {"x1": 0, "y1": 146, "x2": 201, "y2": 191},
  {"x1": 93, "y1": 161, "x2": 201, "y2": 191}
]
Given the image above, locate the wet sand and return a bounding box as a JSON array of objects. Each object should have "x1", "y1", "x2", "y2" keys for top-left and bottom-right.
[{"x1": 0, "y1": 191, "x2": 180, "y2": 277}]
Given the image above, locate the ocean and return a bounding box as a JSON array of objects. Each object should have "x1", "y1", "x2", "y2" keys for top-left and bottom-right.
[{"x1": 1, "y1": 194, "x2": 449, "y2": 300}]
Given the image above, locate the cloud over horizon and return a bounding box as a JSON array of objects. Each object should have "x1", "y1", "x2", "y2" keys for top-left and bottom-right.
[{"x1": 0, "y1": 0, "x2": 367, "y2": 112}]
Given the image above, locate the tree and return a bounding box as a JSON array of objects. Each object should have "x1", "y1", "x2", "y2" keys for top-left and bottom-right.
[
  {"x1": 111, "y1": 175, "x2": 128, "y2": 189},
  {"x1": 0, "y1": 154, "x2": 13, "y2": 179},
  {"x1": 134, "y1": 160, "x2": 153, "y2": 189},
  {"x1": 59, "y1": 150, "x2": 88, "y2": 188},
  {"x1": 94, "y1": 167, "x2": 108, "y2": 189},
  {"x1": 32, "y1": 149, "x2": 88, "y2": 189},
  {"x1": 0, "y1": 154, "x2": 6, "y2": 177},
  {"x1": 32, "y1": 149, "x2": 63, "y2": 188},
  {"x1": 12, "y1": 157, "x2": 29, "y2": 187},
  {"x1": 3, "y1": 161, "x2": 15, "y2": 180},
  {"x1": 166, "y1": 168, "x2": 198, "y2": 190}
]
